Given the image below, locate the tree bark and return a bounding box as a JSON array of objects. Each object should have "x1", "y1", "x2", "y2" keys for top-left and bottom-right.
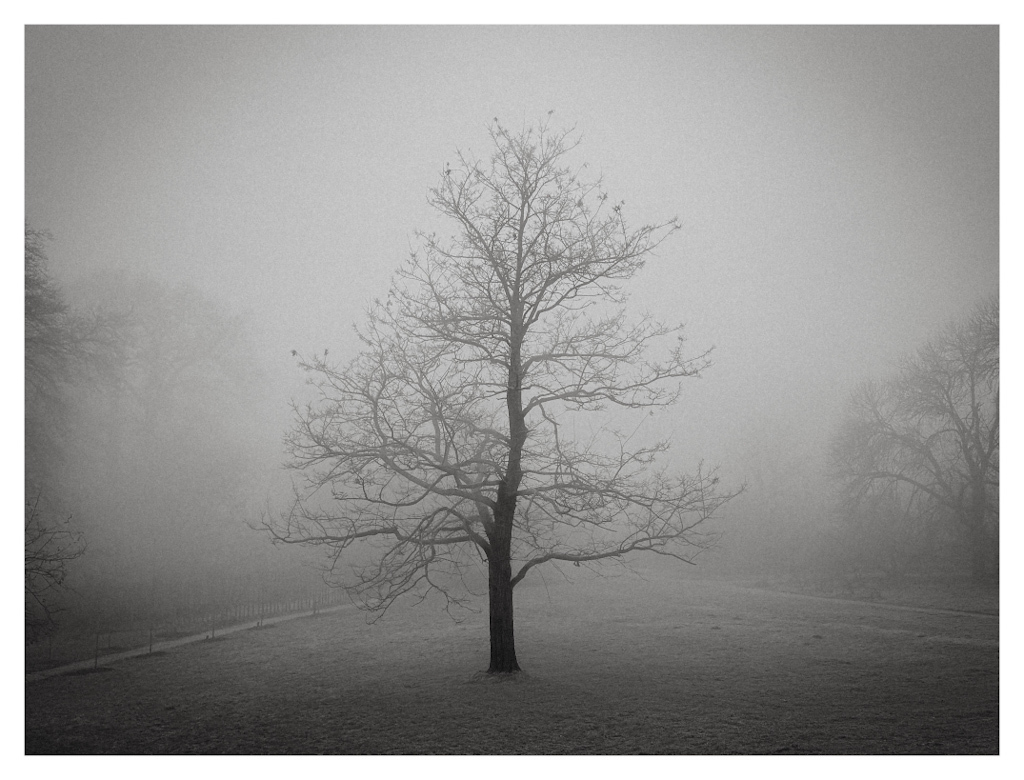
[{"x1": 487, "y1": 535, "x2": 520, "y2": 673}]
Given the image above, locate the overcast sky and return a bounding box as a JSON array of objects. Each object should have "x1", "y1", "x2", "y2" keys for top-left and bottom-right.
[{"x1": 24, "y1": 25, "x2": 998, "y2": 475}]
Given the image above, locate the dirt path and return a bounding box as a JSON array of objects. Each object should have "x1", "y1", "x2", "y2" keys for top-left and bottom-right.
[{"x1": 25, "y1": 603, "x2": 356, "y2": 684}]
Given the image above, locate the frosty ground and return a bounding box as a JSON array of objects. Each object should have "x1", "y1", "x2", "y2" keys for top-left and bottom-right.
[{"x1": 25, "y1": 571, "x2": 998, "y2": 754}]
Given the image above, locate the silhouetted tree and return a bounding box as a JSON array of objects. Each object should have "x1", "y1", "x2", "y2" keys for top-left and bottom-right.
[
  {"x1": 830, "y1": 298, "x2": 998, "y2": 581},
  {"x1": 269, "y1": 119, "x2": 735, "y2": 673}
]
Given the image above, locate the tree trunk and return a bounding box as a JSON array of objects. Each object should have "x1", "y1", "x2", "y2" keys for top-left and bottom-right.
[
  {"x1": 487, "y1": 541, "x2": 520, "y2": 673},
  {"x1": 487, "y1": 306, "x2": 525, "y2": 674}
]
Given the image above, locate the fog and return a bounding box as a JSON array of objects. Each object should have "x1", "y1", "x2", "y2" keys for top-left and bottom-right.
[{"x1": 24, "y1": 27, "x2": 997, "y2": 626}]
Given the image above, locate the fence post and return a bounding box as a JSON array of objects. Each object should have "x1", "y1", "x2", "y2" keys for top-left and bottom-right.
[
  {"x1": 94, "y1": 633, "x2": 100, "y2": 669},
  {"x1": 149, "y1": 627, "x2": 154, "y2": 655}
]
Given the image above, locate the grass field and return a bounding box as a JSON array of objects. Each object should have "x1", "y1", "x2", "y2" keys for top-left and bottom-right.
[{"x1": 24, "y1": 570, "x2": 998, "y2": 754}]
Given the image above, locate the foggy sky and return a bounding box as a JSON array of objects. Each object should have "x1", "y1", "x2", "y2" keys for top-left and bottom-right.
[{"x1": 24, "y1": 26, "x2": 998, "y2": 480}]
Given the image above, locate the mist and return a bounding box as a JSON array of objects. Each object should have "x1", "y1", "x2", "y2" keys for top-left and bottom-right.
[{"x1": 24, "y1": 25, "x2": 999, "y2": 755}]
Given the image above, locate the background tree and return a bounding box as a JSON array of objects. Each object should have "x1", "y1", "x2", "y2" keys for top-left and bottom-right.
[
  {"x1": 25, "y1": 228, "x2": 123, "y2": 482},
  {"x1": 24, "y1": 494, "x2": 83, "y2": 643},
  {"x1": 24, "y1": 227, "x2": 120, "y2": 639},
  {"x1": 270, "y1": 120, "x2": 735, "y2": 673},
  {"x1": 62, "y1": 270, "x2": 281, "y2": 623},
  {"x1": 829, "y1": 297, "x2": 998, "y2": 581}
]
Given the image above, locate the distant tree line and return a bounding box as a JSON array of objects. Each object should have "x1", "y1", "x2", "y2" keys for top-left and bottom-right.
[
  {"x1": 24, "y1": 227, "x2": 311, "y2": 642},
  {"x1": 714, "y1": 298, "x2": 998, "y2": 591}
]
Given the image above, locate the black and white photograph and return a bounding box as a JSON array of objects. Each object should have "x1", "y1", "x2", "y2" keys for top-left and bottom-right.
[{"x1": 22, "y1": 21, "x2": 1001, "y2": 757}]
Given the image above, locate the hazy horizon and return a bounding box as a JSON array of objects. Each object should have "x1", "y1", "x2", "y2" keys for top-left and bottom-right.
[{"x1": 23, "y1": 25, "x2": 999, "y2": 595}]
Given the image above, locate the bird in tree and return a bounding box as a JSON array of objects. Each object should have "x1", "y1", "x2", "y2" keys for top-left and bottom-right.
[{"x1": 269, "y1": 118, "x2": 735, "y2": 674}]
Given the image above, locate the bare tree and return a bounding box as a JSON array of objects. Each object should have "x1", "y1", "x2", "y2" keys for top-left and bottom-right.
[
  {"x1": 25, "y1": 228, "x2": 125, "y2": 475},
  {"x1": 25, "y1": 228, "x2": 124, "y2": 400},
  {"x1": 24, "y1": 227, "x2": 119, "y2": 640},
  {"x1": 269, "y1": 120, "x2": 735, "y2": 673},
  {"x1": 830, "y1": 297, "x2": 998, "y2": 581},
  {"x1": 25, "y1": 494, "x2": 84, "y2": 643}
]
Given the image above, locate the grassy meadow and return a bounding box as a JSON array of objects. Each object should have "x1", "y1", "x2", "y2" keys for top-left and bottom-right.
[{"x1": 25, "y1": 570, "x2": 998, "y2": 754}]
